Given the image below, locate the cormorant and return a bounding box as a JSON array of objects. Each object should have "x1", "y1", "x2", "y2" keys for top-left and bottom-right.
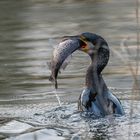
[{"x1": 49, "y1": 32, "x2": 124, "y2": 117}]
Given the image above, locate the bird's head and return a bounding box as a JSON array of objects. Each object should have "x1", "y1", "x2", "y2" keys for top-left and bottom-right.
[
  {"x1": 77, "y1": 32, "x2": 110, "y2": 74},
  {"x1": 78, "y1": 32, "x2": 109, "y2": 55}
]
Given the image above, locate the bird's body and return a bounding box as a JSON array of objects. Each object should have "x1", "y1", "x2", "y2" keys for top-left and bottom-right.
[
  {"x1": 79, "y1": 88, "x2": 124, "y2": 116},
  {"x1": 49, "y1": 32, "x2": 124, "y2": 117}
]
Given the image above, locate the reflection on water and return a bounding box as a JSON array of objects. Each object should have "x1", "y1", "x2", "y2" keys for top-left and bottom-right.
[{"x1": 0, "y1": 0, "x2": 140, "y2": 139}]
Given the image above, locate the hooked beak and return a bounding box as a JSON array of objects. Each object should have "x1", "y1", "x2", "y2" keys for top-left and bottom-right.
[
  {"x1": 78, "y1": 35, "x2": 95, "y2": 54},
  {"x1": 63, "y1": 35, "x2": 91, "y2": 53}
]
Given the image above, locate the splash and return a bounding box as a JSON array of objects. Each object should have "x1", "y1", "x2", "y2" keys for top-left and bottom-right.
[{"x1": 53, "y1": 90, "x2": 62, "y2": 107}]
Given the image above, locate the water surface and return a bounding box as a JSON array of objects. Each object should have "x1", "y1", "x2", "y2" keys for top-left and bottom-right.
[{"x1": 0, "y1": 0, "x2": 140, "y2": 139}]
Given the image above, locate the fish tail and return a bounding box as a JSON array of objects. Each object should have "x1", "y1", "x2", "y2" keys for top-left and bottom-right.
[
  {"x1": 49, "y1": 75, "x2": 58, "y2": 89},
  {"x1": 49, "y1": 75, "x2": 54, "y2": 82}
]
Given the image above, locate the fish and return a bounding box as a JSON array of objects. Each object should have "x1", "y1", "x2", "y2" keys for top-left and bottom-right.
[
  {"x1": 47, "y1": 55, "x2": 72, "y2": 73},
  {"x1": 49, "y1": 39, "x2": 81, "y2": 89}
]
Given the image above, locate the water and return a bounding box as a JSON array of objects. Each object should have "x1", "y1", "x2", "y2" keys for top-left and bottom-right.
[{"x1": 0, "y1": 0, "x2": 140, "y2": 139}]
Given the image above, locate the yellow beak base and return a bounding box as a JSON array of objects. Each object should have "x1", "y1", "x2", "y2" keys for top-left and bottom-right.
[{"x1": 79, "y1": 35, "x2": 90, "y2": 53}]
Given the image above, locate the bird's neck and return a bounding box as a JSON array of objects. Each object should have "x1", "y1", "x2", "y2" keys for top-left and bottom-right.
[{"x1": 85, "y1": 64, "x2": 108, "y2": 94}]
